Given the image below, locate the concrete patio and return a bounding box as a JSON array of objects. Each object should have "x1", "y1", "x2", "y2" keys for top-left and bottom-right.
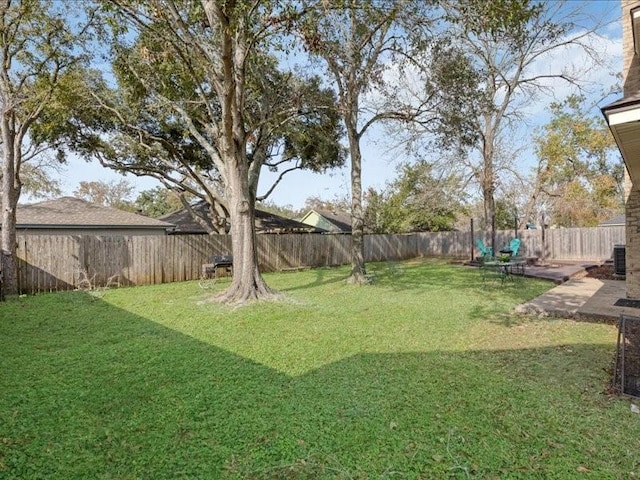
[{"x1": 515, "y1": 263, "x2": 638, "y2": 322}]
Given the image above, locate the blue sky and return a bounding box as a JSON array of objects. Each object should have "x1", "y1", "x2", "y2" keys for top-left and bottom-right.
[{"x1": 50, "y1": 0, "x2": 624, "y2": 211}]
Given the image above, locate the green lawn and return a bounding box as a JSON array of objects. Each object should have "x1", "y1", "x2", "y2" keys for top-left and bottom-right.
[{"x1": 1, "y1": 258, "x2": 638, "y2": 479}]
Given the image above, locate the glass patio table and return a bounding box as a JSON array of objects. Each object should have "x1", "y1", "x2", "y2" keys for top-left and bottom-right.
[{"x1": 481, "y1": 258, "x2": 526, "y2": 283}]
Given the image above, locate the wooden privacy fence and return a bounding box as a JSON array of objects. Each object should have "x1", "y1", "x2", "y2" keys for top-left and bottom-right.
[{"x1": 16, "y1": 226, "x2": 626, "y2": 293}]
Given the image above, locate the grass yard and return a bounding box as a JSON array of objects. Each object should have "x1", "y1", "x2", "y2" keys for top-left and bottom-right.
[{"x1": 1, "y1": 258, "x2": 638, "y2": 479}]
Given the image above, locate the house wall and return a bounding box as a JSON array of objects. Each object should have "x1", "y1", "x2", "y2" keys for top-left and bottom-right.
[
  {"x1": 623, "y1": 0, "x2": 640, "y2": 297},
  {"x1": 301, "y1": 211, "x2": 341, "y2": 233}
]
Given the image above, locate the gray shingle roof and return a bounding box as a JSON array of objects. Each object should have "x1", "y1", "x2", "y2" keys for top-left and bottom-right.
[
  {"x1": 160, "y1": 200, "x2": 326, "y2": 234},
  {"x1": 601, "y1": 92, "x2": 640, "y2": 113},
  {"x1": 7, "y1": 196, "x2": 173, "y2": 229},
  {"x1": 313, "y1": 209, "x2": 352, "y2": 232},
  {"x1": 598, "y1": 214, "x2": 625, "y2": 227}
]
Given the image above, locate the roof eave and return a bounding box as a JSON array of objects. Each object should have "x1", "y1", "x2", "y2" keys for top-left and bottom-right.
[{"x1": 602, "y1": 97, "x2": 640, "y2": 187}]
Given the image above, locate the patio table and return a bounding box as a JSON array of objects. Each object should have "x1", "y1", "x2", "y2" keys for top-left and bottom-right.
[{"x1": 481, "y1": 259, "x2": 526, "y2": 283}]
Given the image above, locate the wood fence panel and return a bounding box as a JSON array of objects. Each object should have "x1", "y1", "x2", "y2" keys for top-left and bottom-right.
[
  {"x1": 14, "y1": 226, "x2": 629, "y2": 293},
  {"x1": 331, "y1": 235, "x2": 351, "y2": 265},
  {"x1": 279, "y1": 235, "x2": 298, "y2": 270},
  {"x1": 416, "y1": 232, "x2": 437, "y2": 256},
  {"x1": 518, "y1": 230, "x2": 541, "y2": 258},
  {"x1": 305, "y1": 234, "x2": 327, "y2": 266},
  {"x1": 443, "y1": 231, "x2": 469, "y2": 257},
  {"x1": 17, "y1": 235, "x2": 77, "y2": 292},
  {"x1": 130, "y1": 236, "x2": 147, "y2": 285},
  {"x1": 83, "y1": 236, "x2": 124, "y2": 287},
  {"x1": 366, "y1": 234, "x2": 404, "y2": 261},
  {"x1": 257, "y1": 235, "x2": 278, "y2": 271}
]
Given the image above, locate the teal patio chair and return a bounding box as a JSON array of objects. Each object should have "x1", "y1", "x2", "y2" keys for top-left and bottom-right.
[
  {"x1": 508, "y1": 238, "x2": 526, "y2": 277},
  {"x1": 509, "y1": 238, "x2": 521, "y2": 257},
  {"x1": 476, "y1": 238, "x2": 493, "y2": 258}
]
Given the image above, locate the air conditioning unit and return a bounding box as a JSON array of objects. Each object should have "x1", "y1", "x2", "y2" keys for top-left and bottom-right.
[{"x1": 614, "y1": 244, "x2": 626, "y2": 277}]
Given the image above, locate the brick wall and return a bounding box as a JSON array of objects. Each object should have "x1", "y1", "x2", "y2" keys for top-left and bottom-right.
[
  {"x1": 623, "y1": 1, "x2": 640, "y2": 297},
  {"x1": 623, "y1": 1, "x2": 640, "y2": 95}
]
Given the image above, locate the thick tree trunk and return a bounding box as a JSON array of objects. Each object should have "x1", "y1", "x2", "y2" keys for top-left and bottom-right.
[
  {"x1": 200, "y1": 1, "x2": 276, "y2": 305},
  {"x1": 345, "y1": 115, "x2": 367, "y2": 284},
  {"x1": 1, "y1": 144, "x2": 19, "y2": 297},
  {"x1": 484, "y1": 185, "x2": 496, "y2": 253},
  {"x1": 213, "y1": 161, "x2": 276, "y2": 305},
  {"x1": 482, "y1": 125, "x2": 497, "y2": 254}
]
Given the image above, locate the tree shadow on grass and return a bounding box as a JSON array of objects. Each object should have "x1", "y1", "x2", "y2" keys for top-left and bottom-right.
[
  {"x1": 367, "y1": 261, "x2": 546, "y2": 307},
  {"x1": 0, "y1": 292, "x2": 634, "y2": 479},
  {"x1": 278, "y1": 261, "x2": 546, "y2": 321},
  {"x1": 278, "y1": 260, "x2": 475, "y2": 295},
  {"x1": 278, "y1": 266, "x2": 348, "y2": 293},
  {"x1": 367, "y1": 260, "x2": 475, "y2": 291}
]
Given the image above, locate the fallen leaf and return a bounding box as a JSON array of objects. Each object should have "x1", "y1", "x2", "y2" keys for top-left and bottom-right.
[{"x1": 577, "y1": 466, "x2": 590, "y2": 473}]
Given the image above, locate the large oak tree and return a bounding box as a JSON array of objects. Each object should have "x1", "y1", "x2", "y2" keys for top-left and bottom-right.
[{"x1": 100, "y1": 0, "x2": 344, "y2": 304}]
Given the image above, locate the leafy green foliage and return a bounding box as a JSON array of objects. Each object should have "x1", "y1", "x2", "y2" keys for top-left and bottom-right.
[
  {"x1": 29, "y1": 69, "x2": 108, "y2": 160},
  {"x1": 533, "y1": 95, "x2": 622, "y2": 227},
  {"x1": 70, "y1": 11, "x2": 345, "y2": 206},
  {"x1": 493, "y1": 199, "x2": 519, "y2": 230},
  {"x1": 452, "y1": 0, "x2": 550, "y2": 48},
  {"x1": 276, "y1": 76, "x2": 346, "y2": 176},
  {"x1": 19, "y1": 163, "x2": 62, "y2": 199},
  {"x1": 134, "y1": 187, "x2": 184, "y2": 218},
  {"x1": 0, "y1": 260, "x2": 634, "y2": 478},
  {"x1": 364, "y1": 161, "x2": 465, "y2": 233}
]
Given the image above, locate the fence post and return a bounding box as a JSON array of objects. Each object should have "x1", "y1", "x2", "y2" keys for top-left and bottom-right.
[
  {"x1": 470, "y1": 218, "x2": 475, "y2": 261},
  {"x1": 0, "y1": 252, "x2": 4, "y2": 301},
  {"x1": 541, "y1": 214, "x2": 546, "y2": 263}
]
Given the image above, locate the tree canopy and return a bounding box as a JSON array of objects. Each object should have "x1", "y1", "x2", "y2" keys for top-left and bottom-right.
[
  {"x1": 529, "y1": 95, "x2": 622, "y2": 227},
  {"x1": 73, "y1": 179, "x2": 136, "y2": 211},
  {"x1": 364, "y1": 161, "x2": 465, "y2": 233},
  {"x1": 426, "y1": 0, "x2": 608, "y2": 248}
]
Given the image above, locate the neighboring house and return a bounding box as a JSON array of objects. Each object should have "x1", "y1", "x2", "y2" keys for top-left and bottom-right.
[
  {"x1": 298, "y1": 209, "x2": 352, "y2": 233},
  {"x1": 598, "y1": 215, "x2": 626, "y2": 227},
  {"x1": 160, "y1": 200, "x2": 326, "y2": 234},
  {"x1": 3, "y1": 196, "x2": 173, "y2": 235}
]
